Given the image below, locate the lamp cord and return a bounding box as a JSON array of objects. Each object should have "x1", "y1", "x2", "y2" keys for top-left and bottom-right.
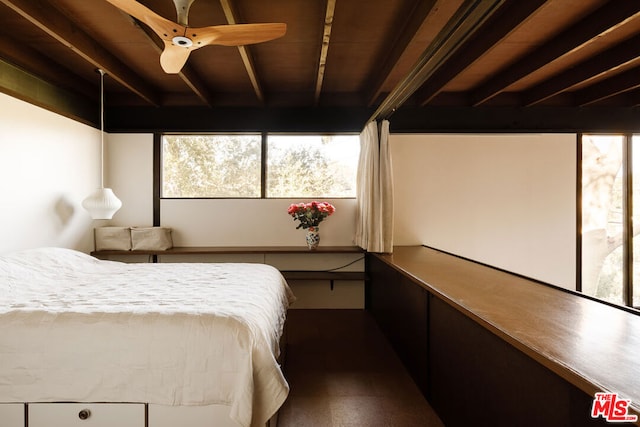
[{"x1": 99, "y1": 68, "x2": 105, "y2": 189}]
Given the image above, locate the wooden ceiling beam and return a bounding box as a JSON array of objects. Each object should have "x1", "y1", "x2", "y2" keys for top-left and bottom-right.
[
  {"x1": 314, "y1": 0, "x2": 336, "y2": 105},
  {"x1": 219, "y1": 0, "x2": 265, "y2": 104},
  {"x1": 628, "y1": 89, "x2": 640, "y2": 108},
  {"x1": 370, "y1": 0, "x2": 506, "y2": 122},
  {"x1": 585, "y1": 86, "x2": 640, "y2": 108},
  {"x1": 177, "y1": 66, "x2": 215, "y2": 107},
  {"x1": 364, "y1": 0, "x2": 439, "y2": 107},
  {"x1": 471, "y1": 1, "x2": 640, "y2": 106},
  {"x1": 574, "y1": 65, "x2": 640, "y2": 106},
  {"x1": 0, "y1": 59, "x2": 96, "y2": 126},
  {"x1": 523, "y1": 34, "x2": 640, "y2": 106},
  {"x1": 391, "y1": 106, "x2": 640, "y2": 133},
  {"x1": 0, "y1": 0, "x2": 161, "y2": 106},
  {"x1": 621, "y1": 88, "x2": 640, "y2": 108},
  {"x1": 0, "y1": 32, "x2": 95, "y2": 99},
  {"x1": 415, "y1": 0, "x2": 546, "y2": 106}
]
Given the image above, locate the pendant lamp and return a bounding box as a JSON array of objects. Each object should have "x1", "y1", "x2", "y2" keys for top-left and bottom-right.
[{"x1": 82, "y1": 69, "x2": 122, "y2": 219}]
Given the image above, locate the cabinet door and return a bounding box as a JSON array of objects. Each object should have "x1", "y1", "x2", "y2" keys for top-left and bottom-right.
[
  {"x1": 0, "y1": 403, "x2": 24, "y2": 427},
  {"x1": 368, "y1": 254, "x2": 429, "y2": 396},
  {"x1": 28, "y1": 403, "x2": 144, "y2": 427},
  {"x1": 367, "y1": 254, "x2": 401, "y2": 331},
  {"x1": 428, "y1": 296, "x2": 607, "y2": 427}
]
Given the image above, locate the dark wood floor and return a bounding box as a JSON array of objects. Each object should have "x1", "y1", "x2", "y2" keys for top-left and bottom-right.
[{"x1": 278, "y1": 309, "x2": 445, "y2": 427}]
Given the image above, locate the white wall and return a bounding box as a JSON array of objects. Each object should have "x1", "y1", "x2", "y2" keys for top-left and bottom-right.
[
  {"x1": 107, "y1": 132, "x2": 575, "y2": 299},
  {"x1": 162, "y1": 198, "x2": 357, "y2": 247},
  {"x1": 107, "y1": 133, "x2": 358, "y2": 246},
  {"x1": 0, "y1": 95, "x2": 577, "y2": 292},
  {"x1": 105, "y1": 132, "x2": 578, "y2": 293},
  {"x1": 390, "y1": 133, "x2": 577, "y2": 289},
  {"x1": 107, "y1": 133, "x2": 154, "y2": 227},
  {"x1": 0, "y1": 93, "x2": 101, "y2": 253}
]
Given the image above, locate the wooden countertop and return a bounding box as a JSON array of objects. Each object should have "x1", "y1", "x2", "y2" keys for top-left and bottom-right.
[{"x1": 375, "y1": 246, "x2": 640, "y2": 420}]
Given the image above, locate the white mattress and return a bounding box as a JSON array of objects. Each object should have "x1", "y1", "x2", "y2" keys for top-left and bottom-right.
[{"x1": 0, "y1": 247, "x2": 295, "y2": 427}]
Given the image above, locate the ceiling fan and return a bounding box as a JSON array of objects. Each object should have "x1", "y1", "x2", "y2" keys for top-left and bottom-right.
[{"x1": 105, "y1": 0, "x2": 287, "y2": 74}]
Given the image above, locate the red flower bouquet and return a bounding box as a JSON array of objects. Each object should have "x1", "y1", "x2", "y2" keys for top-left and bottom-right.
[{"x1": 287, "y1": 201, "x2": 335, "y2": 230}]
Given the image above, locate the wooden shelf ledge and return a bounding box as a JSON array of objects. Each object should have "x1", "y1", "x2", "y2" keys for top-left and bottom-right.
[
  {"x1": 90, "y1": 247, "x2": 367, "y2": 289},
  {"x1": 281, "y1": 271, "x2": 366, "y2": 281},
  {"x1": 91, "y1": 246, "x2": 365, "y2": 257}
]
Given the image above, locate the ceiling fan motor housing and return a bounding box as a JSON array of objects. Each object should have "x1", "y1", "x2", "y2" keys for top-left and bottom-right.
[{"x1": 172, "y1": 36, "x2": 193, "y2": 47}]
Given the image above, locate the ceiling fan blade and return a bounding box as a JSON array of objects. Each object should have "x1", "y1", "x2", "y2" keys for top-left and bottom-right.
[
  {"x1": 105, "y1": 1, "x2": 286, "y2": 74},
  {"x1": 104, "y1": 0, "x2": 184, "y2": 42},
  {"x1": 192, "y1": 23, "x2": 287, "y2": 47},
  {"x1": 160, "y1": 41, "x2": 192, "y2": 73}
]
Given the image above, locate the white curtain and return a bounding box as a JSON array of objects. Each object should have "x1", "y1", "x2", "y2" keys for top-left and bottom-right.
[{"x1": 355, "y1": 120, "x2": 394, "y2": 253}]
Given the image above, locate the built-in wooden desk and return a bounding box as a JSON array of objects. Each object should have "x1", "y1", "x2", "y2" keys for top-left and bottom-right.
[
  {"x1": 368, "y1": 245, "x2": 640, "y2": 426},
  {"x1": 91, "y1": 246, "x2": 367, "y2": 287}
]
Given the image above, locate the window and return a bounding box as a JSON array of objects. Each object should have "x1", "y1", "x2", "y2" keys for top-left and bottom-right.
[
  {"x1": 162, "y1": 134, "x2": 262, "y2": 197},
  {"x1": 161, "y1": 133, "x2": 360, "y2": 198},
  {"x1": 581, "y1": 134, "x2": 639, "y2": 308},
  {"x1": 266, "y1": 135, "x2": 359, "y2": 197},
  {"x1": 633, "y1": 135, "x2": 640, "y2": 308}
]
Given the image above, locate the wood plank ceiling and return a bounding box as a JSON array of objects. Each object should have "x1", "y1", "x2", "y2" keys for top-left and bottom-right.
[{"x1": 1, "y1": 0, "x2": 640, "y2": 131}]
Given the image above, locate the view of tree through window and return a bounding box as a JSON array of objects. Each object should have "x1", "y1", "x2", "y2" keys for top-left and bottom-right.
[
  {"x1": 162, "y1": 135, "x2": 262, "y2": 197},
  {"x1": 267, "y1": 135, "x2": 359, "y2": 197},
  {"x1": 581, "y1": 135, "x2": 624, "y2": 305},
  {"x1": 633, "y1": 135, "x2": 640, "y2": 308},
  {"x1": 581, "y1": 134, "x2": 640, "y2": 308},
  {"x1": 162, "y1": 133, "x2": 359, "y2": 199}
]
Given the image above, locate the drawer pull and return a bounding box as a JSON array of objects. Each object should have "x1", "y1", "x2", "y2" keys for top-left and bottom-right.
[{"x1": 78, "y1": 409, "x2": 91, "y2": 420}]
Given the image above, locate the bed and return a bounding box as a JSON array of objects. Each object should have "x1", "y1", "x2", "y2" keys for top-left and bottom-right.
[{"x1": 0, "y1": 247, "x2": 295, "y2": 427}]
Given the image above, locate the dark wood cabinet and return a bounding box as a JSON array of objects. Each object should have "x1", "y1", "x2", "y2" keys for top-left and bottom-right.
[
  {"x1": 368, "y1": 255, "x2": 428, "y2": 395},
  {"x1": 367, "y1": 248, "x2": 636, "y2": 427},
  {"x1": 428, "y1": 295, "x2": 605, "y2": 426}
]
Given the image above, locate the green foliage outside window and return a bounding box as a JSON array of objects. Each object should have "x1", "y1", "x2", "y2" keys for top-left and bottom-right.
[
  {"x1": 162, "y1": 135, "x2": 262, "y2": 197},
  {"x1": 267, "y1": 135, "x2": 358, "y2": 197},
  {"x1": 162, "y1": 134, "x2": 359, "y2": 198}
]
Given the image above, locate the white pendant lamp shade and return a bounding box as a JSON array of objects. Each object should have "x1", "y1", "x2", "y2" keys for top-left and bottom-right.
[
  {"x1": 82, "y1": 188, "x2": 122, "y2": 220},
  {"x1": 83, "y1": 68, "x2": 122, "y2": 219}
]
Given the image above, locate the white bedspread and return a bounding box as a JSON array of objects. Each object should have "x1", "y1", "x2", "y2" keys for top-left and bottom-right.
[{"x1": 0, "y1": 247, "x2": 295, "y2": 427}]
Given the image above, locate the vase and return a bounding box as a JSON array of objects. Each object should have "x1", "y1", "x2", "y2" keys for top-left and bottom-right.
[{"x1": 305, "y1": 227, "x2": 320, "y2": 250}]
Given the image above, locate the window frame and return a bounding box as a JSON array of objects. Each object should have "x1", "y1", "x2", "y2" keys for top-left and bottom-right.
[
  {"x1": 157, "y1": 131, "x2": 360, "y2": 200},
  {"x1": 161, "y1": 132, "x2": 264, "y2": 199},
  {"x1": 578, "y1": 132, "x2": 637, "y2": 311}
]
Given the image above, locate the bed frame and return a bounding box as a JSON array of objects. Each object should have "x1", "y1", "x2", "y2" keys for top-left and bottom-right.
[
  {"x1": 0, "y1": 402, "x2": 279, "y2": 427},
  {"x1": 0, "y1": 251, "x2": 287, "y2": 427},
  {"x1": 1, "y1": 322, "x2": 287, "y2": 427}
]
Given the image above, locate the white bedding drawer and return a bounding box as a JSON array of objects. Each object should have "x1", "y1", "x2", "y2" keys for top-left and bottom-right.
[
  {"x1": 0, "y1": 403, "x2": 24, "y2": 427},
  {"x1": 28, "y1": 403, "x2": 144, "y2": 427}
]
